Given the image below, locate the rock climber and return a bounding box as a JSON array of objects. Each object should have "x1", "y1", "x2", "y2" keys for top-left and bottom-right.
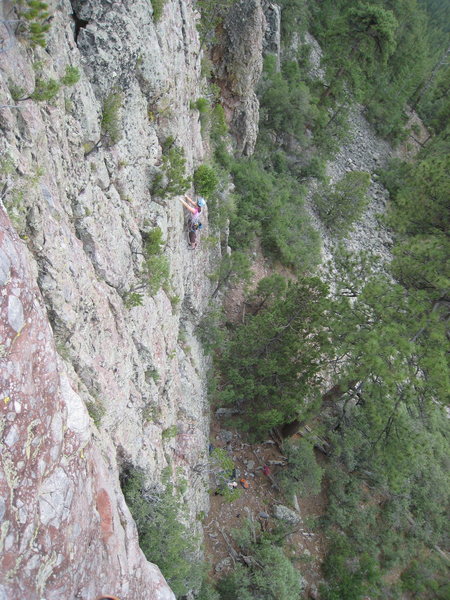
[
  {"x1": 187, "y1": 218, "x2": 202, "y2": 249},
  {"x1": 180, "y1": 194, "x2": 206, "y2": 222}
]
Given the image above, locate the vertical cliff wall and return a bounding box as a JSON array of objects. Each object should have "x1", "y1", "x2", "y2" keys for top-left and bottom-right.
[{"x1": 0, "y1": 0, "x2": 216, "y2": 597}]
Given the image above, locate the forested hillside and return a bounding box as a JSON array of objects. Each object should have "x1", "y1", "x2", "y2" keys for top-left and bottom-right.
[{"x1": 195, "y1": 0, "x2": 450, "y2": 598}]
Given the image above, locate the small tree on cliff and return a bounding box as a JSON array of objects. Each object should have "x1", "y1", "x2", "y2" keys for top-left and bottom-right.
[{"x1": 85, "y1": 91, "x2": 123, "y2": 157}]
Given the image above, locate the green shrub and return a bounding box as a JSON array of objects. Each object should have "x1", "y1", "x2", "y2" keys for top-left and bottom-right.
[
  {"x1": 150, "y1": 0, "x2": 167, "y2": 22},
  {"x1": 143, "y1": 226, "x2": 164, "y2": 255},
  {"x1": 193, "y1": 164, "x2": 219, "y2": 199},
  {"x1": 30, "y1": 78, "x2": 61, "y2": 101},
  {"x1": 162, "y1": 425, "x2": 178, "y2": 439},
  {"x1": 15, "y1": 0, "x2": 52, "y2": 47},
  {"x1": 313, "y1": 171, "x2": 371, "y2": 236},
  {"x1": 151, "y1": 140, "x2": 191, "y2": 198},
  {"x1": 121, "y1": 468, "x2": 202, "y2": 597},
  {"x1": 100, "y1": 91, "x2": 123, "y2": 146},
  {"x1": 124, "y1": 292, "x2": 144, "y2": 309},
  {"x1": 276, "y1": 439, "x2": 324, "y2": 499},
  {"x1": 211, "y1": 104, "x2": 228, "y2": 142},
  {"x1": 190, "y1": 97, "x2": 210, "y2": 113},
  {"x1": 216, "y1": 520, "x2": 303, "y2": 600},
  {"x1": 84, "y1": 90, "x2": 123, "y2": 156},
  {"x1": 142, "y1": 254, "x2": 170, "y2": 295},
  {"x1": 86, "y1": 399, "x2": 106, "y2": 427},
  {"x1": 60, "y1": 65, "x2": 81, "y2": 86},
  {"x1": 9, "y1": 65, "x2": 79, "y2": 104}
]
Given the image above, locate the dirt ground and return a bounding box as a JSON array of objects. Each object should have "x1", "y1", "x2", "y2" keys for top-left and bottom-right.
[{"x1": 204, "y1": 420, "x2": 328, "y2": 596}]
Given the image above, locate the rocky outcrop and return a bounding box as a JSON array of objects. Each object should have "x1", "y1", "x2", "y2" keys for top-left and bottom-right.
[
  {"x1": 214, "y1": 0, "x2": 266, "y2": 156},
  {"x1": 0, "y1": 0, "x2": 215, "y2": 597},
  {"x1": 262, "y1": 1, "x2": 281, "y2": 69},
  {"x1": 0, "y1": 211, "x2": 175, "y2": 600}
]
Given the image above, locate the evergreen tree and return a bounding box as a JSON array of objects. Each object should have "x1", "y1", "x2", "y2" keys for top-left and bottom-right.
[{"x1": 217, "y1": 278, "x2": 329, "y2": 438}]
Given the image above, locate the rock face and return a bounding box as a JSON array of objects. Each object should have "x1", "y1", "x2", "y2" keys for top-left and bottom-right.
[
  {"x1": 0, "y1": 211, "x2": 175, "y2": 600},
  {"x1": 0, "y1": 0, "x2": 218, "y2": 597},
  {"x1": 214, "y1": 0, "x2": 266, "y2": 156}
]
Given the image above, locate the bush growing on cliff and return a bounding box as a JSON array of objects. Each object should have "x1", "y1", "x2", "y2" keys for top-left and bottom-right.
[
  {"x1": 9, "y1": 66, "x2": 80, "y2": 103},
  {"x1": 193, "y1": 164, "x2": 219, "y2": 199},
  {"x1": 85, "y1": 90, "x2": 123, "y2": 157},
  {"x1": 151, "y1": 137, "x2": 191, "y2": 198},
  {"x1": 150, "y1": 0, "x2": 167, "y2": 22},
  {"x1": 141, "y1": 227, "x2": 170, "y2": 295},
  {"x1": 14, "y1": 0, "x2": 52, "y2": 47},
  {"x1": 121, "y1": 468, "x2": 202, "y2": 597}
]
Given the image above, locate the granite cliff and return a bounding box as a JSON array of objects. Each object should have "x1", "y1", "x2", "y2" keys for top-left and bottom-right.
[{"x1": 0, "y1": 0, "x2": 215, "y2": 597}]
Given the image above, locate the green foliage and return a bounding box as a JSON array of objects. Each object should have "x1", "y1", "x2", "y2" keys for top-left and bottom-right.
[
  {"x1": 60, "y1": 65, "x2": 81, "y2": 87},
  {"x1": 15, "y1": 0, "x2": 51, "y2": 47},
  {"x1": 0, "y1": 161, "x2": 44, "y2": 237},
  {"x1": 276, "y1": 439, "x2": 324, "y2": 498},
  {"x1": 210, "y1": 251, "x2": 251, "y2": 299},
  {"x1": 100, "y1": 91, "x2": 123, "y2": 146},
  {"x1": 216, "y1": 520, "x2": 303, "y2": 600},
  {"x1": 133, "y1": 226, "x2": 170, "y2": 296},
  {"x1": 385, "y1": 154, "x2": 450, "y2": 300},
  {"x1": 209, "y1": 447, "x2": 241, "y2": 501},
  {"x1": 228, "y1": 158, "x2": 321, "y2": 272},
  {"x1": 246, "y1": 274, "x2": 288, "y2": 315},
  {"x1": 121, "y1": 468, "x2": 202, "y2": 597},
  {"x1": 321, "y1": 534, "x2": 381, "y2": 600},
  {"x1": 197, "y1": 577, "x2": 221, "y2": 600},
  {"x1": 401, "y1": 556, "x2": 450, "y2": 599},
  {"x1": 151, "y1": 138, "x2": 191, "y2": 198},
  {"x1": 143, "y1": 226, "x2": 164, "y2": 255},
  {"x1": 196, "y1": 306, "x2": 226, "y2": 354},
  {"x1": 150, "y1": 0, "x2": 167, "y2": 22},
  {"x1": 162, "y1": 425, "x2": 178, "y2": 439},
  {"x1": 8, "y1": 64, "x2": 79, "y2": 105},
  {"x1": 415, "y1": 61, "x2": 450, "y2": 134},
  {"x1": 216, "y1": 278, "x2": 329, "y2": 439},
  {"x1": 311, "y1": 0, "x2": 431, "y2": 140},
  {"x1": 196, "y1": 0, "x2": 238, "y2": 47},
  {"x1": 259, "y1": 54, "x2": 317, "y2": 146},
  {"x1": 210, "y1": 104, "x2": 228, "y2": 142},
  {"x1": 86, "y1": 399, "x2": 106, "y2": 427},
  {"x1": 263, "y1": 199, "x2": 322, "y2": 273},
  {"x1": 145, "y1": 367, "x2": 160, "y2": 384},
  {"x1": 8, "y1": 82, "x2": 27, "y2": 102},
  {"x1": 193, "y1": 164, "x2": 219, "y2": 199},
  {"x1": 276, "y1": 0, "x2": 310, "y2": 43},
  {"x1": 190, "y1": 97, "x2": 210, "y2": 113},
  {"x1": 210, "y1": 447, "x2": 234, "y2": 479},
  {"x1": 30, "y1": 77, "x2": 61, "y2": 101},
  {"x1": 313, "y1": 171, "x2": 371, "y2": 236},
  {"x1": 142, "y1": 254, "x2": 170, "y2": 296},
  {"x1": 123, "y1": 292, "x2": 144, "y2": 309}
]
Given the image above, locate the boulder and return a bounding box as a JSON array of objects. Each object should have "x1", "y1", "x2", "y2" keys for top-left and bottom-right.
[{"x1": 273, "y1": 504, "x2": 302, "y2": 525}]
